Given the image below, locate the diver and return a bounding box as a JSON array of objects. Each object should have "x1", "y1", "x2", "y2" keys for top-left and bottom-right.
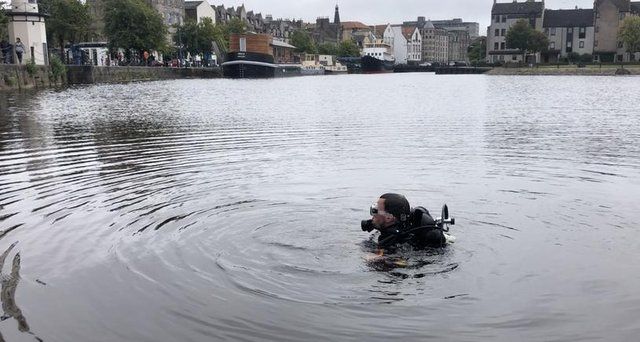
[{"x1": 361, "y1": 193, "x2": 455, "y2": 250}]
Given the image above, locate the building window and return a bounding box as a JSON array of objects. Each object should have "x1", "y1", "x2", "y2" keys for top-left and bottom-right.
[
  {"x1": 568, "y1": 27, "x2": 573, "y2": 34},
  {"x1": 567, "y1": 41, "x2": 572, "y2": 48},
  {"x1": 551, "y1": 28, "x2": 556, "y2": 36},
  {"x1": 550, "y1": 42, "x2": 555, "y2": 49},
  {"x1": 494, "y1": 15, "x2": 500, "y2": 23},
  {"x1": 495, "y1": 29, "x2": 500, "y2": 37},
  {"x1": 501, "y1": 29, "x2": 506, "y2": 36},
  {"x1": 502, "y1": 15, "x2": 507, "y2": 23},
  {"x1": 579, "y1": 41, "x2": 584, "y2": 48},
  {"x1": 500, "y1": 42, "x2": 505, "y2": 50},
  {"x1": 618, "y1": 41, "x2": 624, "y2": 48},
  {"x1": 512, "y1": 55, "x2": 517, "y2": 60},
  {"x1": 494, "y1": 42, "x2": 499, "y2": 50},
  {"x1": 619, "y1": 12, "x2": 625, "y2": 20},
  {"x1": 579, "y1": 27, "x2": 586, "y2": 39}
]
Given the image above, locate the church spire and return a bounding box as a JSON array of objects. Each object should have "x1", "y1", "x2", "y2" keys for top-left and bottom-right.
[{"x1": 334, "y1": 4, "x2": 340, "y2": 24}]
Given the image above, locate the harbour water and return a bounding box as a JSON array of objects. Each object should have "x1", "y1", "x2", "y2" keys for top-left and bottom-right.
[{"x1": 1, "y1": 74, "x2": 639, "y2": 341}]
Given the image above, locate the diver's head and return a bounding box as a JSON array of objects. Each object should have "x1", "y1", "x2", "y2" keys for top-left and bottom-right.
[{"x1": 370, "y1": 193, "x2": 411, "y2": 230}]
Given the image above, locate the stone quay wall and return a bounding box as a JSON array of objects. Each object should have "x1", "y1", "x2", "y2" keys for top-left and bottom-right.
[
  {"x1": 66, "y1": 66, "x2": 222, "y2": 85},
  {"x1": 1, "y1": 65, "x2": 222, "y2": 91},
  {"x1": 0, "y1": 64, "x2": 60, "y2": 91}
]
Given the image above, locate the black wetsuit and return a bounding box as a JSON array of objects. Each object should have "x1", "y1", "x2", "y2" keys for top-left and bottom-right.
[{"x1": 377, "y1": 207, "x2": 447, "y2": 250}]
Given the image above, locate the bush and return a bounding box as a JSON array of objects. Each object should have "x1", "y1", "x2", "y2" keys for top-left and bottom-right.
[
  {"x1": 4, "y1": 75, "x2": 17, "y2": 87},
  {"x1": 26, "y1": 60, "x2": 37, "y2": 76},
  {"x1": 580, "y1": 54, "x2": 593, "y2": 63},
  {"x1": 567, "y1": 52, "x2": 580, "y2": 63},
  {"x1": 49, "y1": 54, "x2": 67, "y2": 83}
]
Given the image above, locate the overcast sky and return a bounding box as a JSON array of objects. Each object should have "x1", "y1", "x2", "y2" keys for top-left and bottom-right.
[{"x1": 216, "y1": 0, "x2": 595, "y2": 32}]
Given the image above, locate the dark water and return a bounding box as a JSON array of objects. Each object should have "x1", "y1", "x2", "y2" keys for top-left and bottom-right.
[{"x1": 0, "y1": 74, "x2": 639, "y2": 341}]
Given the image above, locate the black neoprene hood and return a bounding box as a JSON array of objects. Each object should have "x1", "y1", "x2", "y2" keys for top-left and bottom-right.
[{"x1": 380, "y1": 193, "x2": 411, "y2": 219}]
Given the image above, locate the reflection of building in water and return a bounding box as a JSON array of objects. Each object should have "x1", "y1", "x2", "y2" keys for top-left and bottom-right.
[{"x1": 0, "y1": 242, "x2": 40, "y2": 340}]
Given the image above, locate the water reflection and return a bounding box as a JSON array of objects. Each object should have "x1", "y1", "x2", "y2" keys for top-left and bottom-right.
[
  {"x1": 0, "y1": 75, "x2": 639, "y2": 341},
  {"x1": 0, "y1": 243, "x2": 41, "y2": 341}
]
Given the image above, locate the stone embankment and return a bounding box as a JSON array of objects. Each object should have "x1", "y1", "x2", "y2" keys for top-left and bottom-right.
[
  {"x1": 0, "y1": 64, "x2": 61, "y2": 90},
  {"x1": 486, "y1": 66, "x2": 640, "y2": 76},
  {"x1": 1, "y1": 65, "x2": 222, "y2": 91},
  {"x1": 66, "y1": 66, "x2": 221, "y2": 84}
]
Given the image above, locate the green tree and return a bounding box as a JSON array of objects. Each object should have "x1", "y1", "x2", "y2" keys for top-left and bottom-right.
[
  {"x1": 337, "y1": 39, "x2": 360, "y2": 57},
  {"x1": 506, "y1": 19, "x2": 532, "y2": 58},
  {"x1": 39, "y1": 0, "x2": 92, "y2": 60},
  {"x1": 527, "y1": 30, "x2": 549, "y2": 54},
  {"x1": 290, "y1": 30, "x2": 316, "y2": 54},
  {"x1": 506, "y1": 19, "x2": 548, "y2": 62},
  {"x1": 174, "y1": 20, "x2": 200, "y2": 56},
  {"x1": 467, "y1": 38, "x2": 487, "y2": 63},
  {"x1": 174, "y1": 18, "x2": 223, "y2": 59},
  {"x1": 103, "y1": 0, "x2": 167, "y2": 62},
  {"x1": 317, "y1": 42, "x2": 337, "y2": 55},
  {"x1": 1, "y1": 2, "x2": 8, "y2": 40},
  {"x1": 619, "y1": 16, "x2": 640, "y2": 56}
]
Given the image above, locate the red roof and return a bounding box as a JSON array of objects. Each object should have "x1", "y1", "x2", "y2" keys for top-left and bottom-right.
[
  {"x1": 402, "y1": 26, "x2": 417, "y2": 40},
  {"x1": 341, "y1": 21, "x2": 370, "y2": 30}
]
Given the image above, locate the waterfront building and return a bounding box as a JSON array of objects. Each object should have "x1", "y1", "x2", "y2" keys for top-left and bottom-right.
[
  {"x1": 341, "y1": 21, "x2": 372, "y2": 46},
  {"x1": 542, "y1": 8, "x2": 594, "y2": 63},
  {"x1": 246, "y1": 11, "x2": 266, "y2": 33},
  {"x1": 422, "y1": 20, "x2": 449, "y2": 63},
  {"x1": 593, "y1": 0, "x2": 640, "y2": 62},
  {"x1": 150, "y1": 0, "x2": 185, "y2": 28},
  {"x1": 214, "y1": 5, "x2": 229, "y2": 24},
  {"x1": 184, "y1": 1, "x2": 217, "y2": 24},
  {"x1": 406, "y1": 17, "x2": 451, "y2": 63},
  {"x1": 486, "y1": 0, "x2": 545, "y2": 64},
  {"x1": 430, "y1": 19, "x2": 480, "y2": 38},
  {"x1": 312, "y1": 5, "x2": 342, "y2": 45},
  {"x1": 405, "y1": 16, "x2": 475, "y2": 63},
  {"x1": 447, "y1": 29, "x2": 470, "y2": 63},
  {"x1": 213, "y1": 4, "x2": 267, "y2": 33},
  {"x1": 6, "y1": 0, "x2": 48, "y2": 65},
  {"x1": 386, "y1": 25, "x2": 421, "y2": 65},
  {"x1": 405, "y1": 27, "x2": 423, "y2": 64},
  {"x1": 265, "y1": 18, "x2": 304, "y2": 43}
]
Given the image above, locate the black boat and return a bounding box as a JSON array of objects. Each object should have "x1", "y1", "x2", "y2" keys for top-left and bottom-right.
[
  {"x1": 361, "y1": 55, "x2": 395, "y2": 73},
  {"x1": 361, "y1": 41, "x2": 395, "y2": 73},
  {"x1": 222, "y1": 34, "x2": 301, "y2": 79}
]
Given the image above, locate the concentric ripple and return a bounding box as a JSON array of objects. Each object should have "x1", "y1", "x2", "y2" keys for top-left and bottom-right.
[{"x1": 0, "y1": 75, "x2": 639, "y2": 341}]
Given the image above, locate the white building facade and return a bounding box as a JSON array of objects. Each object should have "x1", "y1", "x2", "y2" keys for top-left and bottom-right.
[
  {"x1": 387, "y1": 25, "x2": 407, "y2": 64},
  {"x1": 6, "y1": 0, "x2": 48, "y2": 65},
  {"x1": 542, "y1": 9, "x2": 595, "y2": 63},
  {"x1": 486, "y1": 0, "x2": 545, "y2": 64},
  {"x1": 184, "y1": 1, "x2": 217, "y2": 24}
]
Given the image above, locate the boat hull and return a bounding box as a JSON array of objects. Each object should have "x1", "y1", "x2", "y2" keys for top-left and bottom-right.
[
  {"x1": 222, "y1": 52, "x2": 302, "y2": 78},
  {"x1": 361, "y1": 55, "x2": 394, "y2": 74},
  {"x1": 223, "y1": 52, "x2": 276, "y2": 78}
]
